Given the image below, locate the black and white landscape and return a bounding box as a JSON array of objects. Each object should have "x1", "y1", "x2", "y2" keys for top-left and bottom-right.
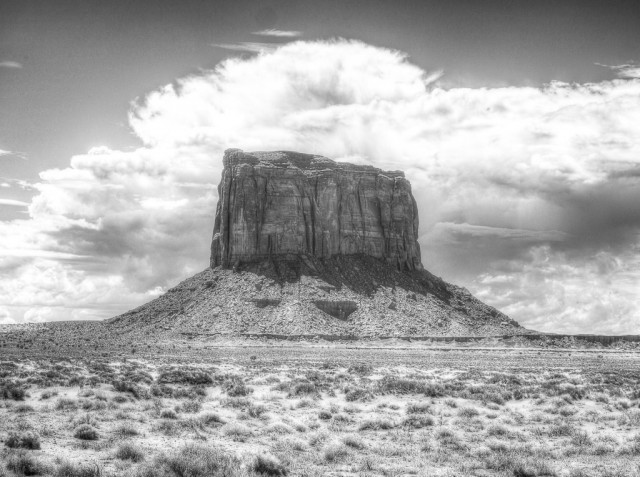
[{"x1": 1, "y1": 1, "x2": 640, "y2": 476}]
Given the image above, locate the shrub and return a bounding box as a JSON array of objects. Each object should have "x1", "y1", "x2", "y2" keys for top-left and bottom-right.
[
  {"x1": 114, "y1": 422, "x2": 139, "y2": 437},
  {"x1": 486, "y1": 424, "x2": 509, "y2": 437},
  {"x1": 54, "y1": 461, "x2": 103, "y2": 477},
  {"x1": 377, "y1": 377, "x2": 427, "y2": 395},
  {"x1": 344, "y1": 387, "x2": 373, "y2": 402},
  {"x1": 248, "y1": 403, "x2": 267, "y2": 418},
  {"x1": 458, "y1": 407, "x2": 479, "y2": 418},
  {"x1": 6, "y1": 451, "x2": 48, "y2": 475},
  {"x1": 157, "y1": 368, "x2": 213, "y2": 385},
  {"x1": 14, "y1": 403, "x2": 35, "y2": 413},
  {"x1": 348, "y1": 363, "x2": 373, "y2": 375},
  {"x1": 5, "y1": 431, "x2": 41, "y2": 450},
  {"x1": 252, "y1": 454, "x2": 287, "y2": 476},
  {"x1": 1, "y1": 382, "x2": 26, "y2": 401},
  {"x1": 323, "y1": 442, "x2": 349, "y2": 462},
  {"x1": 226, "y1": 382, "x2": 253, "y2": 397},
  {"x1": 221, "y1": 397, "x2": 251, "y2": 408},
  {"x1": 160, "y1": 408, "x2": 177, "y2": 419},
  {"x1": 55, "y1": 397, "x2": 78, "y2": 411},
  {"x1": 178, "y1": 400, "x2": 202, "y2": 413},
  {"x1": 318, "y1": 410, "x2": 332, "y2": 420},
  {"x1": 548, "y1": 422, "x2": 575, "y2": 437},
  {"x1": 200, "y1": 412, "x2": 225, "y2": 426},
  {"x1": 342, "y1": 435, "x2": 365, "y2": 449},
  {"x1": 153, "y1": 443, "x2": 243, "y2": 477},
  {"x1": 407, "y1": 402, "x2": 431, "y2": 414},
  {"x1": 403, "y1": 415, "x2": 434, "y2": 429},
  {"x1": 115, "y1": 442, "x2": 145, "y2": 462},
  {"x1": 221, "y1": 422, "x2": 252, "y2": 440},
  {"x1": 73, "y1": 424, "x2": 99, "y2": 440},
  {"x1": 265, "y1": 423, "x2": 293, "y2": 435},
  {"x1": 358, "y1": 419, "x2": 395, "y2": 431},
  {"x1": 289, "y1": 382, "x2": 317, "y2": 397}
]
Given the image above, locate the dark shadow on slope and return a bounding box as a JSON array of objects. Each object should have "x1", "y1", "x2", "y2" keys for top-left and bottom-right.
[{"x1": 235, "y1": 254, "x2": 453, "y2": 304}]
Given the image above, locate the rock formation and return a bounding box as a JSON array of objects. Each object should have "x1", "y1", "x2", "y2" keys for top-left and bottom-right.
[
  {"x1": 211, "y1": 149, "x2": 422, "y2": 271},
  {"x1": 108, "y1": 149, "x2": 527, "y2": 339}
]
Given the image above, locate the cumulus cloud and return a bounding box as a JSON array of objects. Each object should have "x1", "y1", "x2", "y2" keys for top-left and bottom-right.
[{"x1": 1, "y1": 39, "x2": 640, "y2": 334}]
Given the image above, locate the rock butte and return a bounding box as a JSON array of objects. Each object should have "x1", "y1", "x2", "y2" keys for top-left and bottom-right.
[
  {"x1": 211, "y1": 148, "x2": 422, "y2": 271},
  {"x1": 107, "y1": 149, "x2": 526, "y2": 338}
]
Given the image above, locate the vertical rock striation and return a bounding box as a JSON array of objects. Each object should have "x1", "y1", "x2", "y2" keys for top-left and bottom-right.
[{"x1": 211, "y1": 149, "x2": 423, "y2": 270}]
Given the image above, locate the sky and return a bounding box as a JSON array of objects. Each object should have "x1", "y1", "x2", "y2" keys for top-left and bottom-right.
[{"x1": 1, "y1": 0, "x2": 640, "y2": 334}]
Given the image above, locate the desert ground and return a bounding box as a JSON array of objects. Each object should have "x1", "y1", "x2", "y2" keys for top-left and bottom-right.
[{"x1": 1, "y1": 341, "x2": 640, "y2": 477}]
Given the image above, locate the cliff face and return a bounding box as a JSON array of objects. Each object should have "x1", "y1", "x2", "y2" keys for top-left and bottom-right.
[{"x1": 211, "y1": 149, "x2": 423, "y2": 270}]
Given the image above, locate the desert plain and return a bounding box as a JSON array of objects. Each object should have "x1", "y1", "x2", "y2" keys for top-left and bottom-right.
[{"x1": 1, "y1": 336, "x2": 640, "y2": 477}]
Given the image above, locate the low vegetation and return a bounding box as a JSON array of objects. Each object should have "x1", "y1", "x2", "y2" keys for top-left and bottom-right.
[{"x1": 1, "y1": 350, "x2": 640, "y2": 476}]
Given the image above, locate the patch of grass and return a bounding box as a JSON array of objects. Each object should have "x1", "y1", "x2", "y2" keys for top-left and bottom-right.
[
  {"x1": 225, "y1": 382, "x2": 253, "y2": 397},
  {"x1": 114, "y1": 422, "x2": 139, "y2": 437},
  {"x1": 178, "y1": 399, "x2": 202, "y2": 413},
  {"x1": 288, "y1": 382, "x2": 317, "y2": 397},
  {"x1": 221, "y1": 422, "x2": 252, "y2": 441},
  {"x1": 54, "y1": 461, "x2": 103, "y2": 477},
  {"x1": 323, "y1": 442, "x2": 349, "y2": 462},
  {"x1": 458, "y1": 407, "x2": 480, "y2": 418},
  {"x1": 247, "y1": 403, "x2": 267, "y2": 418},
  {"x1": 150, "y1": 443, "x2": 243, "y2": 477},
  {"x1": 342, "y1": 434, "x2": 365, "y2": 449},
  {"x1": 73, "y1": 424, "x2": 99, "y2": 440},
  {"x1": 14, "y1": 403, "x2": 35, "y2": 413},
  {"x1": 6, "y1": 451, "x2": 49, "y2": 476},
  {"x1": 160, "y1": 408, "x2": 178, "y2": 419},
  {"x1": 344, "y1": 387, "x2": 373, "y2": 402},
  {"x1": 251, "y1": 454, "x2": 287, "y2": 476},
  {"x1": 359, "y1": 418, "x2": 395, "y2": 431},
  {"x1": 1, "y1": 382, "x2": 26, "y2": 401},
  {"x1": 377, "y1": 376, "x2": 428, "y2": 395},
  {"x1": 407, "y1": 402, "x2": 431, "y2": 414},
  {"x1": 5, "y1": 431, "x2": 41, "y2": 450},
  {"x1": 55, "y1": 397, "x2": 78, "y2": 411},
  {"x1": 403, "y1": 415, "x2": 435, "y2": 429},
  {"x1": 200, "y1": 412, "x2": 225, "y2": 426},
  {"x1": 115, "y1": 442, "x2": 145, "y2": 462}
]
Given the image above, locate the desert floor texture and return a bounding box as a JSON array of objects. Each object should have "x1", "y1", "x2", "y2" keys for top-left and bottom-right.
[{"x1": 1, "y1": 344, "x2": 640, "y2": 477}]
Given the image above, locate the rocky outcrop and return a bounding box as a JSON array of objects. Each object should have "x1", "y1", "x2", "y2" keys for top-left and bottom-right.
[
  {"x1": 211, "y1": 149, "x2": 422, "y2": 271},
  {"x1": 105, "y1": 148, "x2": 527, "y2": 339}
]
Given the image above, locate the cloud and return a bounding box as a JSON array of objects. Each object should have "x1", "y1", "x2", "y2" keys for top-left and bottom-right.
[
  {"x1": 252, "y1": 29, "x2": 302, "y2": 38},
  {"x1": 0, "y1": 149, "x2": 27, "y2": 160},
  {"x1": 0, "y1": 61, "x2": 22, "y2": 69},
  {"x1": 597, "y1": 62, "x2": 640, "y2": 79},
  {"x1": 213, "y1": 42, "x2": 278, "y2": 53},
  {"x1": 0, "y1": 199, "x2": 29, "y2": 207},
  {"x1": 1, "y1": 39, "x2": 639, "y2": 334}
]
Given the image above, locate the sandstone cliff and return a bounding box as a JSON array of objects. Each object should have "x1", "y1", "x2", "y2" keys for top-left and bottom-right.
[
  {"x1": 107, "y1": 148, "x2": 527, "y2": 339},
  {"x1": 211, "y1": 149, "x2": 422, "y2": 271}
]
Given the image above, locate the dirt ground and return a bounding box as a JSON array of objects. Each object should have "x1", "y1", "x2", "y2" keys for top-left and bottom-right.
[{"x1": 1, "y1": 345, "x2": 640, "y2": 477}]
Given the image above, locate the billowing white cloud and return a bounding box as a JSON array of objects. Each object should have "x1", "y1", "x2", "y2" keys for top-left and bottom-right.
[{"x1": 2, "y1": 39, "x2": 640, "y2": 333}]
